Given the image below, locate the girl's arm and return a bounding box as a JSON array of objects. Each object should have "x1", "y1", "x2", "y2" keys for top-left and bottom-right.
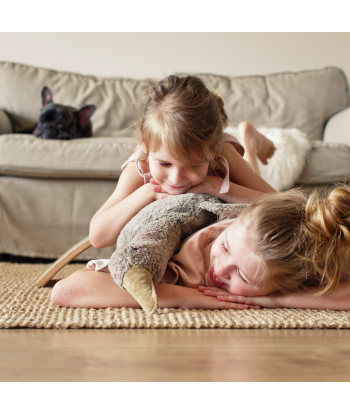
[
  {"x1": 51, "y1": 270, "x2": 257, "y2": 310},
  {"x1": 199, "y1": 282, "x2": 350, "y2": 311},
  {"x1": 184, "y1": 142, "x2": 277, "y2": 204},
  {"x1": 188, "y1": 176, "x2": 269, "y2": 204},
  {"x1": 89, "y1": 162, "x2": 167, "y2": 249}
]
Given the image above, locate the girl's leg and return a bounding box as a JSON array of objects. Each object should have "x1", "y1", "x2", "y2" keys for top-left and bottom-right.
[
  {"x1": 50, "y1": 268, "x2": 141, "y2": 309},
  {"x1": 238, "y1": 121, "x2": 276, "y2": 174}
]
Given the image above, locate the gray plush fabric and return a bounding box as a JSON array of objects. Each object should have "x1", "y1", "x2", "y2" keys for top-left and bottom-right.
[{"x1": 108, "y1": 193, "x2": 247, "y2": 290}]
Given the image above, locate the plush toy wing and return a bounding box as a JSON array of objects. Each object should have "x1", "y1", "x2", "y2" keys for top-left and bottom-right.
[
  {"x1": 198, "y1": 200, "x2": 247, "y2": 219},
  {"x1": 108, "y1": 193, "x2": 247, "y2": 314}
]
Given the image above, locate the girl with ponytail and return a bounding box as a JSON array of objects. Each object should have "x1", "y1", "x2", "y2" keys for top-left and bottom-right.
[
  {"x1": 89, "y1": 74, "x2": 276, "y2": 251},
  {"x1": 53, "y1": 183, "x2": 350, "y2": 311}
]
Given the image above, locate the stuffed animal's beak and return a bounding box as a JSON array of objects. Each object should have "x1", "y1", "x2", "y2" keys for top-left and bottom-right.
[{"x1": 123, "y1": 266, "x2": 158, "y2": 315}]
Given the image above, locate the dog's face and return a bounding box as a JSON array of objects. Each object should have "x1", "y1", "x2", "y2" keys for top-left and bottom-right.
[{"x1": 33, "y1": 87, "x2": 96, "y2": 140}]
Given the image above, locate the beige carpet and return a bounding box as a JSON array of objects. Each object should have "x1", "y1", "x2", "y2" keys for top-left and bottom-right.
[{"x1": 1, "y1": 262, "x2": 350, "y2": 329}]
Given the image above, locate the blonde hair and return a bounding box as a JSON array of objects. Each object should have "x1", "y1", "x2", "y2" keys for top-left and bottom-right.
[
  {"x1": 139, "y1": 75, "x2": 229, "y2": 176},
  {"x1": 230, "y1": 184, "x2": 350, "y2": 295}
]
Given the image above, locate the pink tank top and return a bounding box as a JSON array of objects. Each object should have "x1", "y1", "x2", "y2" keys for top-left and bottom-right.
[
  {"x1": 164, "y1": 219, "x2": 234, "y2": 288},
  {"x1": 121, "y1": 133, "x2": 244, "y2": 194}
]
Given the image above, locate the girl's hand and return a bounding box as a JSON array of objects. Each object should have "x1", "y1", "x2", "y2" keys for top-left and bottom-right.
[
  {"x1": 200, "y1": 282, "x2": 350, "y2": 311},
  {"x1": 177, "y1": 286, "x2": 260, "y2": 310},
  {"x1": 198, "y1": 286, "x2": 284, "y2": 309},
  {"x1": 186, "y1": 176, "x2": 223, "y2": 198},
  {"x1": 148, "y1": 179, "x2": 171, "y2": 201},
  {"x1": 151, "y1": 177, "x2": 224, "y2": 200}
]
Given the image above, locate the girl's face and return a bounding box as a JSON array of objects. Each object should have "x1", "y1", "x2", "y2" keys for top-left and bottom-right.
[
  {"x1": 209, "y1": 219, "x2": 275, "y2": 297},
  {"x1": 148, "y1": 147, "x2": 209, "y2": 195}
]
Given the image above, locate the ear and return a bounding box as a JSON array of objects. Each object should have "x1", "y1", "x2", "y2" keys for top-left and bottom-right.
[
  {"x1": 77, "y1": 105, "x2": 96, "y2": 127},
  {"x1": 41, "y1": 86, "x2": 53, "y2": 107}
]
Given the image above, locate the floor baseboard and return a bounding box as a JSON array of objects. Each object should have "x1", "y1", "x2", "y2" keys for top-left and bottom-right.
[{"x1": 0, "y1": 253, "x2": 85, "y2": 264}]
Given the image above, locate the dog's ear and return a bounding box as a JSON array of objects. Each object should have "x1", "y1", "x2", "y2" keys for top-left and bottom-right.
[
  {"x1": 41, "y1": 87, "x2": 53, "y2": 107},
  {"x1": 77, "y1": 105, "x2": 96, "y2": 127}
]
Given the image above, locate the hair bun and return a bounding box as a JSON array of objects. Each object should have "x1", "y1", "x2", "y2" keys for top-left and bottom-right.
[
  {"x1": 303, "y1": 184, "x2": 350, "y2": 293},
  {"x1": 306, "y1": 185, "x2": 350, "y2": 242},
  {"x1": 210, "y1": 90, "x2": 228, "y2": 128},
  {"x1": 151, "y1": 75, "x2": 180, "y2": 101}
]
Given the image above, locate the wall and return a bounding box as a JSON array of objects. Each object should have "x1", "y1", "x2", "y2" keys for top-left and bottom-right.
[{"x1": 0, "y1": 33, "x2": 349, "y2": 81}]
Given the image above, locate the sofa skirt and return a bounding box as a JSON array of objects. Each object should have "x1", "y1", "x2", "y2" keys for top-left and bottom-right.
[{"x1": 0, "y1": 176, "x2": 117, "y2": 260}]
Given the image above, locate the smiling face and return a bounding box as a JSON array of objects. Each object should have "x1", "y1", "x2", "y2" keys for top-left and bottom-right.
[
  {"x1": 208, "y1": 219, "x2": 275, "y2": 297},
  {"x1": 148, "y1": 147, "x2": 209, "y2": 195}
]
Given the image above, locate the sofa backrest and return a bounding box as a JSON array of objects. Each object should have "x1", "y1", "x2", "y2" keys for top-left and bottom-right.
[{"x1": 0, "y1": 61, "x2": 348, "y2": 141}]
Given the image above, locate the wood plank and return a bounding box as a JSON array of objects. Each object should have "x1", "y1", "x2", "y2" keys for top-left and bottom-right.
[
  {"x1": 0, "y1": 329, "x2": 349, "y2": 381},
  {"x1": 35, "y1": 237, "x2": 91, "y2": 287}
]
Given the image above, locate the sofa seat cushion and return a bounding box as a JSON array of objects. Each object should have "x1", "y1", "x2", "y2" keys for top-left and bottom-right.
[
  {"x1": 0, "y1": 134, "x2": 137, "y2": 179},
  {"x1": 296, "y1": 141, "x2": 350, "y2": 184}
]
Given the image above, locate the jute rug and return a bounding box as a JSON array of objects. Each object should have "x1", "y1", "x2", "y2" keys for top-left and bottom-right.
[{"x1": 1, "y1": 262, "x2": 350, "y2": 329}]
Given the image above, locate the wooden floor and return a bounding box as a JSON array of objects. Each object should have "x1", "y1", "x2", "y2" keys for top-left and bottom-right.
[{"x1": 1, "y1": 328, "x2": 350, "y2": 381}]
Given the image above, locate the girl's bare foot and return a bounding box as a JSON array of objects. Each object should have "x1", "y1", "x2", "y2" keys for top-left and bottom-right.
[{"x1": 239, "y1": 121, "x2": 276, "y2": 166}]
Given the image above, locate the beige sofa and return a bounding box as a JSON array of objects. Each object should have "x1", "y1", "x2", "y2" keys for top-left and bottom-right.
[{"x1": 0, "y1": 62, "x2": 349, "y2": 260}]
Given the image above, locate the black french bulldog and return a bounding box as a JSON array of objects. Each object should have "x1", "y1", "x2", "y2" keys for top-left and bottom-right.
[{"x1": 19, "y1": 86, "x2": 96, "y2": 140}]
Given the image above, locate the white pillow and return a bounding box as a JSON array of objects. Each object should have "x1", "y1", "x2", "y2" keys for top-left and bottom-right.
[{"x1": 224, "y1": 126, "x2": 311, "y2": 191}]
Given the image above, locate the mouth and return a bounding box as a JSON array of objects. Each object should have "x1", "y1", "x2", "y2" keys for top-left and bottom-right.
[
  {"x1": 167, "y1": 184, "x2": 188, "y2": 190},
  {"x1": 209, "y1": 266, "x2": 227, "y2": 287}
]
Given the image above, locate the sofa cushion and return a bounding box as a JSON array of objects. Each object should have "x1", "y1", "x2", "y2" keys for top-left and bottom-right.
[
  {"x1": 0, "y1": 134, "x2": 138, "y2": 179},
  {"x1": 0, "y1": 61, "x2": 154, "y2": 138},
  {"x1": 2, "y1": 134, "x2": 350, "y2": 183},
  {"x1": 296, "y1": 141, "x2": 350, "y2": 184},
  {"x1": 195, "y1": 69, "x2": 349, "y2": 142},
  {"x1": 0, "y1": 109, "x2": 13, "y2": 134},
  {"x1": 0, "y1": 62, "x2": 348, "y2": 142}
]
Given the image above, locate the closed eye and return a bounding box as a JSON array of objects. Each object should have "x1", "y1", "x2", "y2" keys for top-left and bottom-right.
[
  {"x1": 159, "y1": 162, "x2": 171, "y2": 167},
  {"x1": 237, "y1": 268, "x2": 249, "y2": 284},
  {"x1": 221, "y1": 240, "x2": 229, "y2": 253}
]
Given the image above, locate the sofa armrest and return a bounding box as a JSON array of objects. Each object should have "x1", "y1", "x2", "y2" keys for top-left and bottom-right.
[
  {"x1": 0, "y1": 109, "x2": 13, "y2": 135},
  {"x1": 323, "y1": 107, "x2": 350, "y2": 145}
]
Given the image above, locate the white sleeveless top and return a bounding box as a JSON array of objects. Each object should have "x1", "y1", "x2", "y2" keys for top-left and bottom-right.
[{"x1": 121, "y1": 133, "x2": 244, "y2": 194}]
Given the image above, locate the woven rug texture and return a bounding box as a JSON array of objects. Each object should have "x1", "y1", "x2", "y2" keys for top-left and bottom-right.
[{"x1": 1, "y1": 262, "x2": 350, "y2": 329}]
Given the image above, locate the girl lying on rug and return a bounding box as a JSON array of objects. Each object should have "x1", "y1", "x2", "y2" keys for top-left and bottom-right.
[{"x1": 51, "y1": 185, "x2": 350, "y2": 311}]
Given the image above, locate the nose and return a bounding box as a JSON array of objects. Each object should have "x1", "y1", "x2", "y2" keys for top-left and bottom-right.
[
  {"x1": 215, "y1": 258, "x2": 231, "y2": 281},
  {"x1": 170, "y1": 167, "x2": 184, "y2": 185}
]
